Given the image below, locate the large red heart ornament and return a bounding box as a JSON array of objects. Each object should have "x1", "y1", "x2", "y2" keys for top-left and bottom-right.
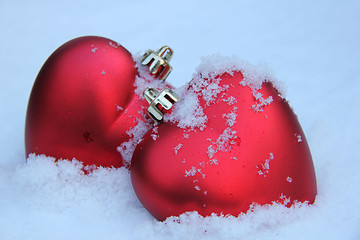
[
  {"x1": 130, "y1": 61, "x2": 317, "y2": 221},
  {"x1": 25, "y1": 36, "x2": 164, "y2": 168}
]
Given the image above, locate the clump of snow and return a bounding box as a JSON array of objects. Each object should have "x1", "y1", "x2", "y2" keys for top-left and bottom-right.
[
  {"x1": 91, "y1": 46, "x2": 97, "y2": 53},
  {"x1": 257, "y1": 153, "x2": 274, "y2": 177},
  {"x1": 185, "y1": 166, "x2": 205, "y2": 178},
  {"x1": 162, "y1": 54, "x2": 286, "y2": 131},
  {"x1": 251, "y1": 91, "x2": 273, "y2": 112},
  {"x1": 222, "y1": 106, "x2": 238, "y2": 127},
  {"x1": 196, "y1": 54, "x2": 286, "y2": 97},
  {"x1": 163, "y1": 87, "x2": 208, "y2": 129},
  {"x1": 108, "y1": 40, "x2": 120, "y2": 49},
  {"x1": 222, "y1": 95, "x2": 237, "y2": 105},
  {"x1": 151, "y1": 126, "x2": 159, "y2": 141}
]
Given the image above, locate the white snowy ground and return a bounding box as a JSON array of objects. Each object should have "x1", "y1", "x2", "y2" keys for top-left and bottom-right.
[{"x1": 1, "y1": 0, "x2": 359, "y2": 239}]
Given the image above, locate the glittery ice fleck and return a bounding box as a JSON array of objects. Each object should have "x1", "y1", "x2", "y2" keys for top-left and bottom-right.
[
  {"x1": 208, "y1": 159, "x2": 219, "y2": 165},
  {"x1": 296, "y1": 134, "x2": 303, "y2": 142},
  {"x1": 223, "y1": 107, "x2": 238, "y2": 127},
  {"x1": 185, "y1": 167, "x2": 205, "y2": 179},
  {"x1": 279, "y1": 193, "x2": 291, "y2": 205},
  {"x1": 257, "y1": 153, "x2": 274, "y2": 177},
  {"x1": 116, "y1": 105, "x2": 124, "y2": 111},
  {"x1": 109, "y1": 41, "x2": 119, "y2": 48},
  {"x1": 251, "y1": 91, "x2": 273, "y2": 112},
  {"x1": 222, "y1": 96, "x2": 237, "y2": 105},
  {"x1": 151, "y1": 126, "x2": 159, "y2": 141},
  {"x1": 174, "y1": 144, "x2": 183, "y2": 154}
]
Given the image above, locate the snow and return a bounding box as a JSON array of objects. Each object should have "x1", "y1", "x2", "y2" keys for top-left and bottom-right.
[
  {"x1": 118, "y1": 118, "x2": 153, "y2": 167},
  {"x1": 1, "y1": 0, "x2": 360, "y2": 239}
]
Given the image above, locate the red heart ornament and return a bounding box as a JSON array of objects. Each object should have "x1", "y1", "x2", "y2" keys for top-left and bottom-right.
[
  {"x1": 130, "y1": 62, "x2": 317, "y2": 221},
  {"x1": 25, "y1": 36, "x2": 163, "y2": 168}
]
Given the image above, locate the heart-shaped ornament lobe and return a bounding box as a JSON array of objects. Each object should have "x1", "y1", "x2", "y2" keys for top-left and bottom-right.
[
  {"x1": 131, "y1": 61, "x2": 317, "y2": 221},
  {"x1": 25, "y1": 36, "x2": 154, "y2": 168}
]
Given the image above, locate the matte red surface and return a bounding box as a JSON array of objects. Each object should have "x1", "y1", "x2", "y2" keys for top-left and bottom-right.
[
  {"x1": 25, "y1": 36, "x2": 147, "y2": 168},
  {"x1": 131, "y1": 72, "x2": 317, "y2": 221}
]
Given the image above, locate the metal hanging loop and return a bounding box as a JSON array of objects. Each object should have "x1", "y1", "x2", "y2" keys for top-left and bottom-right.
[
  {"x1": 141, "y1": 46, "x2": 174, "y2": 81},
  {"x1": 144, "y1": 87, "x2": 179, "y2": 121}
]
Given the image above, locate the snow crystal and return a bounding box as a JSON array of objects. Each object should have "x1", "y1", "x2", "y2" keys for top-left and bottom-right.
[
  {"x1": 207, "y1": 145, "x2": 216, "y2": 159},
  {"x1": 222, "y1": 106, "x2": 238, "y2": 127},
  {"x1": 101, "y1": 70, "x2": 106, "y2": 75},
  {"x1": 208, "y1": 158, "x2": 219, "y2": 165},
  {"x1": 151, "y1": 126, "x2": 159, "y2": 141},
  {"x1": 116, "y1": 105, "x2": 124, "y2": 111},
  {"x1": 287, "y1": 177, "x2": 293, "y2": 183},
  {"x1": 173, "y1": 143, "x2": 183, "y2": 154},
  {"x1": 108, "y1": 41, "x2": 119, "y2": 48},
  {"x1": 206, "y1": 127, "x2": 238, "y2": 166},
  {"x1": 91, "y1": 47, "x2": 97, "y2": 53},
  {"x1": 279, "y1": 194, "x2": 291, "y2": 205},
  {"x1": 185, "y1": 167, "x2": 198, "y2": 177},
  {"x1": 257, "y1": 153, "x2": 274, "y2": 177},
  {"x1": 251, "y1": 91, "x2": 273, "y2": 112},
  {"x1": 296, "y1": 134, "x2": 303, "y2": 142},
  {"x1": 222, "y1": 95, "x2": 237, "y2": 105},
  {"x1": 183, "y1": 132, "x2": 190, "y2": 139},
  {"x1": 185, "y1": 167, "x2": 205, "y2": 179},
  {"x1": 213, "y1": 127, "x2": 238, "y2": 152}
]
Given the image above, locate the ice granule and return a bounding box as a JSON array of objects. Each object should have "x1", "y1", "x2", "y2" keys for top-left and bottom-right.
[
  {"x1": 185, "y1": 167, "x2": 198, "y2": 177},
  {"x1": 185, "y1": 167, "x2": 205, "y2": 179},
  {"x1": 174, "y1": 144, "x2": 183, "y2": 154},
  {"x1": 223, "y1": 107, "x2": 238, "y2": 127},
  {"x1": 109, "y1": 41, "x2": 119, "y2": 48},
  {"x1": 296, "y1": 134, "x2": 303, "y2": 142},
  {"x1": 257, "y1": 153, "x2": 274, "y2": 177},
  {"x1": 286, "y1": 177, "x2": 293, "y2": 183},
  {"x1": 251, "y1": 91, "x2": 273, "y2": 112},
  {"x1": 151, "y1": 126, "x2": 159, "y2": 141},
  {"x1": 208, "y1": 159, "x2": 219, "y2": 165},
  {"x1": 222, "y1": 96, "x2": 237, "y2": 105}
]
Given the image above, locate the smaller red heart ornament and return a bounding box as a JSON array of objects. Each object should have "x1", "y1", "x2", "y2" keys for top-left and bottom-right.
[
  {"x1": 130, "y1": 60, "x2": 317, "y2": 221},
  {"x1": 25, "y1": 36, "x2": 168, "y2": 168}
]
